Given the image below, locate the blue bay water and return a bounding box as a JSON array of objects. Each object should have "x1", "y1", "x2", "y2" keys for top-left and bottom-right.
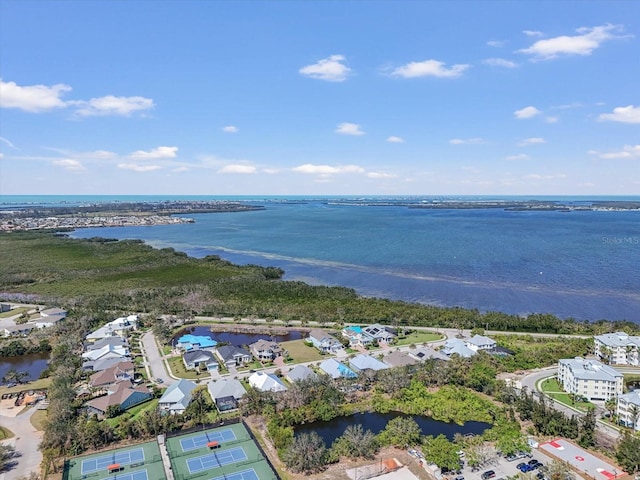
[{"x1": 54, "y1": 199, "x2": 640, "y2": 323}]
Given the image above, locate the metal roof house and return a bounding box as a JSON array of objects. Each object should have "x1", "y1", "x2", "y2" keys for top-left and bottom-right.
[
  {"x1": 349, "y1": 354, "x2": 390, "y2": 373},
  {"x1": 442, "y1": 338, "x2": 476, "y2": 358},
  {"x1": 285, "y1": 365, "x2": 318, "y2": 383},
  {"x1": 183, "y1": 349, "x2": 218, "y2": 371},
  {"x1": 215, "y1": 345, "x2": 252, "y2": 367},
  {"x1": 319, "y1": 358, "x2": 357, "y2": 379},
  {"x1": 248, "y1": 371, "x2": 288, "y2": 393},
  {"x1": 207, "y1": 378, "x2": 247, "y2": 412},
  {"x1": 308, "y1": 329, "x2": 343, "y2": 354},
  {"x1": 158, "y1": 379, "x2": 197, "y2": 414}
]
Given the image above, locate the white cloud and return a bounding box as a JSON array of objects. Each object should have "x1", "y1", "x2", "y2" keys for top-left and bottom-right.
[
  {"x1": 52, "y1": 158, "x2": 85, "y2": 171},
  {"x1": 366, "y1": 172, "x2": 396, "y2": 179},
  {"x1": 335, "y1": 122, "x2": 365, "y2": 136},
  {"x1": 598, "y1": 105, "x2": 640, "y2": 124},
  {"x1": 0, "y1": 79, "x2": 71, "y2": 112},
  {"x1": 292, "y1": 163, "x2": 365, "y2": 175},
  {"x1": 0, "y1": 136, "x2": 17, "y2": 149},
  {"x1": 514, "y1": 106, "x2": 541, "y2": 119},
  {"x1": 72, "y1": 95, "x2": 154, "y2": 117},
  {"x1": 262, "y1": 168, "x2": 280, "y2": 174},
  {"x1": 518, "y1": 137, "x2": 546, "y2": 146},
  {"x1": 449, "y1": 138, "x2": 485, "y2": 145},
  {"x1": 482, "y1": 58, "x2": 518, "y2": 68},
  {"x1": 74, "y1": 150, "x2": 117, "y2": 160},
  {"x1": 222, "y1": 125, "x2": 238, "y2": 133},
  {"x1": 118, "y1": 163, "x2": 163, "y2": 172},
  {"x1": 391, "y1": 59, "x2": 470, "y2": 78},
  {"x1": 505, "y1": 154, "x2": 530, "y2": 161},
  {"x1": 129, "y1": 146, "x2": 178, "y2": 160},
  {"x1": 545, "y1": 116, "x2": 559, "y2": 124},
  {"x1": 218, "y1": 164, "x2": 256, "y2": 174},
  {"x1": 590, "y1": 144, "x2": 640, "y2": 159},
  {"x1": 523, "y1": 30, "x2": 544, "y2": 37},
  {"x1": 299, "y1": 54, "x2": 351, "y2": 82},
  {"x1": 519, "y1": 24, "x2": 629, "y2": 60},
  {"x1": 524, "y1": 173, "x2": 567, "y2": 180},
  {"x1": 172, "y1": 166, "x2": 190, "y2": 173},
  {"x1": 386, "y1": 136, "x2": 404, "y2": 143},
  {"x1": 487, "y1": 40, "x2": 505, "y2": 48}
]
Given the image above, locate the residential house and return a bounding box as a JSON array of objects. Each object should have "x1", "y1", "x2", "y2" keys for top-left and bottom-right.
[
  {"x1": 408, "y1": 347, "x2": 450, "y2": 363},
  {"x1": 285, "y1": 365, "x2": 318, "y2": 383},
  {"x1": 82, "y1": 343, "x2": 129, "y2": 362},
  {"x1": 176, "y1": 334, "x2": 217, "y2": 352},
  {"x1": 465, "y1": 334, "x2": 497, "y2": 352},
  {"x1": 308, "y1": 329, "x2": 343, "y2": 354},
  {"x1": 2, "y1": 324, "x2": 35, "y2": 337},
  {"x1": 85, "y1": 380, "x2": 151, "y2": 417},
  {"x1": 85, "y1": 336, "x2": 128, "y2": 352},
  {"x1": 215, "y1": 345, "x2": 251, "y2": 368},
  {"x1": 557, "y1": 357, "x2": 623, "y2": 402},
  {"x1": 382, "y1": 351, "x2": 418, "y2": 368},
  {"x1": 442, "y1": 338, "x2": 476, "y2": 358},
  {"x1": 158, "y1": 379, "x2": 197, "y2": 414},
  {"x1": 248, "y1": 371, "x2": 287, "y2": 393},
  {"x1": 362, "y1": 324, "x2": 396, "y2": 344},
  {"x1": 83, "y1": 356, "x2": 132, "y2": 372},
  {"x1": 349, "y1": 354, "x2": 390, "y2": 373},
  {"x1": 249, "y1": 339, "x2": 285, "y2": 362},
  {"x1": 31, "y1": 307, "x2": 67, "y2": 328},
  {"x1": 594, "y1": 332, "x2": 640, "y2": 366},
  {"x1": 89, "y1": 361, "x2": 135, "y2": 389},
  {"x1": 617, "y1": 391, "x2": 640, "y2": 431},
  {"x1": 207, "y1": 379, "x2": 247, "y2": 412},
  {"x1": 341, "y1": 326, "x2": 373, "y2": 348},
  {"x1": 319, "y1": 358, "x2": 357, "y2": 379},
  {"x1": 183, "y1": 349, "x2": 218, "y2": 371},
  {"x1": 85, "y1": 315, "x2": 138, "y2": 342}
]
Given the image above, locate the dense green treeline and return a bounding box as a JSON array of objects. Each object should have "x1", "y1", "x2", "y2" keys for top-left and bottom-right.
[{"x1": 1, "y1": 232, "x2": 638, "y2": 335}]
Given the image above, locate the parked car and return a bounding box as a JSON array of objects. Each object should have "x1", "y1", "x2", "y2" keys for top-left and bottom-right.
[
  {"x1": 506, "y1": 454, "x2": 518, "y2": 462},
  {"x1": 481, "y1": 471, "x2": 496, "y2": 480},
  {"x1": 517, "y1": 463, "x2": 527, "y2": 470},
  {"x1": 454, "y1": 476, "x2": 465, "y2": 480},
  {"x1": 528, "y1": 459, "x2": 540, "y2": 466},
  {"x1": 519, "y1": 464, "x2": 534, "y2": 473},
  {"x1": 155, "y1": 378, "x2": 164, "y2": 383}
]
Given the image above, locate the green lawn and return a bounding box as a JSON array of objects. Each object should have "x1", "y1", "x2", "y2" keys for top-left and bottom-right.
[
  {"x1": 105, "y1": 398, "x2": 158, "y2": 427},
  {"x1": 540, "y1": 377, "x2": 593, "y2": 411},
  {"x1": 0, "y1": 425, "x2": 14, "y2": 440},
  {"x1": 166, "y1": 356, "x2": 211, "y2": 380},
  {"x1": 394, "y1": 330, "x2": 444, "y2": 346},
  {"x1": 0, "y1": 377, "x2": 52, "y2": 395},
  {"x1": 0, "y1": 307, "x2": 30, "y2": 319},
  {"x1": 30, "y1": 409, "x2": 48, "y2": 431},
  {"x1": 280, "y1": 339, "x2": 323, "y2": 363}
]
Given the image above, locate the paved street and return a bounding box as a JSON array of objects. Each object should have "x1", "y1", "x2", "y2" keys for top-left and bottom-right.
[
  {"x1": 0, "y1": 407, "x2": 43, "y2": 480},
  {"x1": 141, "y1": 331, "x2": 175, "y2": 386}
]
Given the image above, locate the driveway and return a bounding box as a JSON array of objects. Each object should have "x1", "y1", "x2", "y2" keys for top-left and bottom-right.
[
  {"x1": 141, "y1": 331, "x2": 174, "y2": 386},
  {"x1": 0, "y1": 407, "x2": 43, "y2": 480}
]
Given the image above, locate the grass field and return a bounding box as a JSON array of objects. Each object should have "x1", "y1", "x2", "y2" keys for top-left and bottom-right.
[
  {"x1": 540, "y1": 377, "x2": 594, "y2": 411},
  {"x1": 30, "y1": 409, "x2": 48, "y2": 431},
  {"x1": 0, "y1": 307, "x2": 30, "y2": 319},
  {"x1": 0, "y1": 377, "x2": 52, "y2": 396},
  {"x1": 0, "y1": 426, "x2": 14, "y2": 440},
  {"x1": 167, "y1": 356, "x2": 211, "y2": 380},
  {"x1": 280, "y1": 339, "x2": 323, "y2": 363},
  {"x1": 394, "y1": 330, "x2": 443, "y2": 346}
]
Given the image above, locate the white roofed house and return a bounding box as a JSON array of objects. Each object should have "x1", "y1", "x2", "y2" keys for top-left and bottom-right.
[
  {"x1": 249, "y1": 339, "x2": 285, "y2": 362},
  {"x1": 82, "y1": 343, "x2": 129, "y2": 362},
  {"x1": 442, "y1": 338, "x2": 476, "y2": 358},
  {"x1": 594, "y1": 332, "x2": 640, "y2": 366},
  {"x1": 248, "y1": 371, "x2": 287, "y2": 393},
  {"x1": 308, "y1": 329, "x2": 343, "y2": 354},
  {"x1": 349, "y1": 354, "x2": 390, "y2": 373},
  {"x1": 158, "y1": 379, "x2": 197, "y2": 414},
  {"x1": 465, "y1": 334, "x2": 497, "y2": 352},
  {"x1": 32, "y1": 307, "x2": 67, "y2": 328},
  {"x1": 85, "y1": 315, "x2": 138, "y2": 342},
  {"x1": 557, "y1": 357, "x2": 623, "y2": 402},
  {"x1": 285, "y1": 365, "x2": 318, "y2": 383}
]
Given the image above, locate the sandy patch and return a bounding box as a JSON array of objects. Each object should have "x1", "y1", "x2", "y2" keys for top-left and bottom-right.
[{"x1": 0, "y1": 398, "x2": 25, "y2": 417}]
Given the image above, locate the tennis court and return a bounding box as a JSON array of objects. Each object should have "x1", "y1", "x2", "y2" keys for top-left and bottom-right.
[
  {"x1": 106, "y1": 469, "x2": 149, "y2": 480},
  {"x1": 209, "y1": 468, "x2": 259, "y2": 480},
  {"x1": 179, "y1": 428, "x2": 237, "y2": 452},
  {"x1": 81, "y1": 447, "x2": 145, "y2": 474},
  {"x1": 187, "y1": 446, "x2": 248, "y2": 473}
]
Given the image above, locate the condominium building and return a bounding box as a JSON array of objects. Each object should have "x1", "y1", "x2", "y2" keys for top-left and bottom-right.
[
  {"x1": 594, "y1": 332, "x2": 640, "y2": 366},
  {"x1": 616, "y1": 391, "x2": 640, "y2": 431},
  {"x1": 557, "y1": 357, "x2": 623, "y2": 402}
]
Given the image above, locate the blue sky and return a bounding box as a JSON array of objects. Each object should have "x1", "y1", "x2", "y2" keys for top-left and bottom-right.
[{"x1": 1, "y1": 1, "x2": 638, "y2": 195}]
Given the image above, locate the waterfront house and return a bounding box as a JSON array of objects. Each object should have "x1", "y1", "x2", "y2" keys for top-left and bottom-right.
[
  {"x1": 31, "y1": 307, "x2": 67, "y2": 329},
  {"x1": 158, "y1": 379, "x2": 197, "y2": 414},
  {"x1": 183, "y1": 349, "x2": 218, "y2": 371},
  {"x1": 557, "y1": 357, "x2": 623, "y2": 402},
  {"x1": 82, "y1": 343, "x2": 129, "y2": 362},
  {"x1": 285, "y1": 365, "x2": 318, "y2": 383},
  {"x1": 83, "y1": 356, "x2": 132, "y2": 372},
  {"x1": 207, "y1": 379, "x2": 247, "y2": 412},
  {"x1": 2, "y1": 324, "x2": 36, "y2": 337},
  {"x1": 594, "y1": 332, "x2": 640, "y2": 366},
  {"x1": 248, "y1": 371, "x2": 287, "y2": 393},
  {"x1": 442, "y1": 338, "x2": 476, "y2": 358},
  {"x1": 85, "y1": 315, "x2": 138, "y2": 342},
  {"x1": 616, "y1": 390, "x2": 640, "y2": 431},
  {"x1": 349, "y1": 354, "x2": 390, "y2": 373},
  {"x1": 215, "y1": 345, "x2": 252, "y2": 368},
  {"x1": 308, "y1": 329, "x2": 343, "y2": 354},
  {"x1": 465, "y1": 334, "x2": 497, "y2": 352},
  {"x1": 89, "y1": 361, "x2": 135, "y2": 389},
  {"x1": 85, "y1": 336, "x2": 128, "y2": 351},
  {"x1": 249, "y1": 339, "x2": 285, "y2": 362},
  {"x1": 382, "y1": 351, "x2": 418, "y2": 368},
  {"x1": 176, "y1": 334, "x2": 217, "y2": 352},
  {"x1": 85, "y1": 380, "x2": 151, "y2": 417},
  {"x1": 319, "y1": 358, "x2": 357, "y2": 379}
]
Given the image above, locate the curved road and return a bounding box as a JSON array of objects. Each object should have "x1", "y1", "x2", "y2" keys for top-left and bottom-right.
[{"x1": 0, "y1": 407, "x2": 43, "y2": 480}]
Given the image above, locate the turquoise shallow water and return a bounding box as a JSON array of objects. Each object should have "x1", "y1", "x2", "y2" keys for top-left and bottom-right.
[{"x1": 3, "y1": 195, "x2": 638, "y2": 322}]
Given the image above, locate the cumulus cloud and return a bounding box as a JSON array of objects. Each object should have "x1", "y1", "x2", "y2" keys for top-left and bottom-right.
[
  {"x1": 218, "y1": 164, "x2": 256, "y2": 174},
  {"x1": 118, "y1": 163, "x2": 163, "y2": 172},
  {"x1": 0, "y1": 79, "x2": 71, "y2": 112},
  {"x1": 519, "y1": 24, "x2": 629, "y2": 60},
  {"x1": 598, "y1": 105, "x2": 640, "y2": 124},
  {"x1": 292, "y1": 164, "x2": 365, "y2": 175},
  {"x1": 518, "y1": 137, "x2": 546, "y2": 146},
  {"x1": 366, "y1": 172, "x2": 396, "y2": 179},
  {"x1": 514, "y1": 106, "x2": 542, "y2": 119},
  {"x1": 482, "y1": 57, "x2": 518, "y2": 68},
  {"x1": 129, "y1": 146, "x2": 178, "y2": 160},
  {"x1": 335, "y1": 122, "x2": 365, "y2": 136},
  {"x1": 523, "y1": 30, "x2": 544, "y2": 37},
  {"x1": 299, "y1": 54, "x2": 351, "y2": 82},
  {"x1": 72, "y1": 95, "x2": 154, "y2": 117},
  {"x1": 487, "y1": 40, "x2": 505, "y2": 48},
  {"x1": 590, "y1": 144, "x2": 640, "y2": 159},
  {"x1": 52, "y1": 158, "x2": 85, "y2": 171},
  {"x1": 449, "y1": 138, "x2": 485, "y2": 145},
  {"x1": 505, "y1": 154, "x2": 530, "y2": 161},
  {"x1": 222, "y1": 125, "x2": 238, "y2": 133},
  {"x1": 391, "y1": 59, "x2": 470, "y2": 78},
  {"x1": 386, "y1": 136, "x2": 404, "y2": 143}
]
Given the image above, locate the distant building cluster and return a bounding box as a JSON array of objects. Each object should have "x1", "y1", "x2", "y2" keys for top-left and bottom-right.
[
  {"x1": 1, "y1": 305, "x2": 67, "y2": 337},
  {"x1": 0, "y1": 215, "x2": 193, "y2": 231}
]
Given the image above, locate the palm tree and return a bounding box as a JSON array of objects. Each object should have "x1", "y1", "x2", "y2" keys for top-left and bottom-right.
[
  {"x1": 2, "y1": 369, "x2": 29, "y2": 385},
  {"x1": 548, "y1": 460, "x2": 574, "y2": 480},
  {"x1": 629, "y1": 404, "x2": 640, "y2": 431}
]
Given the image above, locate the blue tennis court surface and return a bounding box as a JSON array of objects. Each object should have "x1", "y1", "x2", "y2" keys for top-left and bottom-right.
[
  {"x1": 187, "y1": 447, "x2": 248, "y2": 474},
  {"x1": 81, "y1": 448, "x2": 145, "y2": 474},
  {"x1": 209, "y1": 469, "x2": 258, "y2": 480},
  {"x1": 109, "y1": 469, "x2": 148, "y2": 480},
  {"x1": 179, "y1": 429, "x2": 237, "y2": 452}
]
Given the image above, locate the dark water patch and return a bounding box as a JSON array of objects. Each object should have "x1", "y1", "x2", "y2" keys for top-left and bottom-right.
[
  {"x1": 172, "y1": 325, "x2": 305, "y2": 347},
  {"x1": 0, "y1": 352, "x2": 50, "y2": 384},
  {"x1": 294, "y1": 411, "x2": 491, "y2": 446}
]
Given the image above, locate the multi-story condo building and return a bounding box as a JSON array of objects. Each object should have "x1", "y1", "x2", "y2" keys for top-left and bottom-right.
[
  {"x1": 594, "y1": 332, "x2": 640, "y2": 366},
  {"x1": 557, "y1": 357, "x2": 623, "y2": 402},
  {"x1": 616, "y1": 391, "x2": 640, "y2": 431}
]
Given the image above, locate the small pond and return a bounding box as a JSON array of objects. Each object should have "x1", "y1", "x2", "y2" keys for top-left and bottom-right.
[
  {"x1": 0, "y1": 352, "x2": 50, "y2": 384},
  {"x1": 294, "y1": 411, "x2": 491, "y2": 446},
  {"x1": 172, "y1": 325, "x2": 305, "y2": 347}
]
